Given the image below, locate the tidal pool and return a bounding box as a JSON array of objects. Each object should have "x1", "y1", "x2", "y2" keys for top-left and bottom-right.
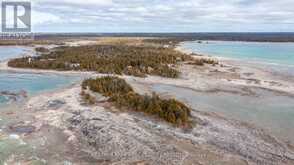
[{"x1": 0, "y1": 71, "x2": 80, "y2": 162}]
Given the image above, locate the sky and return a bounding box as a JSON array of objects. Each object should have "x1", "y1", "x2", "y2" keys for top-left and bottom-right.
[{"x1": 17, "y1": 0, "x2": 294, "y2": 32}]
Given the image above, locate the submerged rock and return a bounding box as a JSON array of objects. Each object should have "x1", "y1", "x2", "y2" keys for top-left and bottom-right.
[
  {"x1": 47, "y1": 100, "x2": 66, "y2": 110},
  {"x1": 9, "y1": 125, "x2": 36, "y2": 134},
  {"x1": 0, "y1": 90, "x2": 28, "y2": 102}
]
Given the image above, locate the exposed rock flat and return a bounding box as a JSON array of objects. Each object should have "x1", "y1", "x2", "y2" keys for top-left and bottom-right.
[
  {"x1": 23, "y1": 82, "x2": 294, "y2": 165},
  {"x1": 2, "y1": 43, "x2": 294, "y2": 164}
]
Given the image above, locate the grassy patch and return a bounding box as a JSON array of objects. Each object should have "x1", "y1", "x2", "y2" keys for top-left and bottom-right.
[{"x1": 82, "y1": 76, "x2": 192, "y2": 126}]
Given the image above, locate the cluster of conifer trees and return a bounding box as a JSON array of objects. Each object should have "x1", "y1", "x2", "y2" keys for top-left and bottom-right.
[
  {"x1": 82, "y1": 76, "x2": 192, "y2": 126},
  {"x1": 9, "y1": 44, "x2": 193, "y2": 78}
]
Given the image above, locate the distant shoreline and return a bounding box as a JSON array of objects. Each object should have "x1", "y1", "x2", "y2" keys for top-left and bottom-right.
[
  {"x1": 0, "y1": 33, "x2": 294, "y2": 46},
  {"x1": 179, "y1": 40, "x2": 294, "y2": 68},
  {"x1": 33, "y1": 32, "x2": 294, "y2": 42}
]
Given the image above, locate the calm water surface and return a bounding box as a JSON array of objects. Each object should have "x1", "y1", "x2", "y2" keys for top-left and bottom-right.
[
  {"x1": 181, "y1": 41, "x2": 294, "y2": 66},
  {"x1": 0, "y1": 46, "x2": 80, "y2": 163},
  {"x1": 0, "y1": 46, "x2": 32, "y2": 61},
  {"x1": 177, "y1": 41, "x2": 294, "y2": 143},
  {"x1": 0, "y1": 71, "x2": 78, "y2": 105},
  {"x1": 0, "y1": 46, "x2": 79, "y2": 106},
  {"x1": 153, "y1": 84, "x2": 294, "y2": 143}
]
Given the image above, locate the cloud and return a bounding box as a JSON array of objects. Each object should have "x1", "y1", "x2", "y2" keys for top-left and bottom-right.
[
  {"x1": 32, "y1": 10, "x2": 62, "y2": 25},
  {"x1": 29, "y1": 0, "x2": 294, "y2": 32},
  {"x1": 35, "y1": 0, "x2": 113, "y2": 7}
]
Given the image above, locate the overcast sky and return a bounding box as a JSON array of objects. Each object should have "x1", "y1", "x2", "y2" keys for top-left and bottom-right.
[{"x1": 28, "y1": 0, "x2": 294, "y2": 32}]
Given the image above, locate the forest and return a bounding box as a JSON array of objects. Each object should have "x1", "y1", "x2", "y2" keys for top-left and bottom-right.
[{"x1": 9, "y1": 43, "x2": 194, "y2": 78}]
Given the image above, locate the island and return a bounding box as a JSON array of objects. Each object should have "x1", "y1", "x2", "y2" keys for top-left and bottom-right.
[{"x1": 0, "y1": 36, "x2": 293, "y2": 165}]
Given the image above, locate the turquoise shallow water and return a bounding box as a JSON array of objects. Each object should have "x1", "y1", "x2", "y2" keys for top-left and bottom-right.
[
  {"x1": 152, "y1": 84, "x2": 294, "y2": 143},
  {"x1": 0, "y1": 72, "x2": 78, "y2": 105},
  {"x1": 0, "y1": 46, "x2": 32, "y2": 61},
  {"x1": 179, "y1": 41, "x2": 294, "y2": 142},
  {"x1": 0, "y1": 46, "x2": 79, "y2": 106},
  {"x1": 0, "y1": 46, "x2": 80, "y2": 163},
  {"x1": 181, "y1": 41, "x2": 294, "y2": 66},
  {"x1": 0, "y1": 72, "x2": 76, "y2": 95}
]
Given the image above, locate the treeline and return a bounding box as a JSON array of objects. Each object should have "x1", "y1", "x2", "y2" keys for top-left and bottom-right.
[
  {"x1": 143, "y1": 38, "x2": 188, "y2": 47},
  {"x1": 35, "y1": 33, "x2": 294, "y2": 42},
  {"x1": 82, "y1": 76, "x2": 192, "y2": 126},
  {"x1": 9, "y1": 44, "x2": 193, "y2": 78}
]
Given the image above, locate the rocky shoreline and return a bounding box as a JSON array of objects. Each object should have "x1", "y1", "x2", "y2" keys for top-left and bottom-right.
[
  {"x1": 7, "y1": 77, "x2": 293, "y2": 164},
  {"x1": 1, "y1": 42, "x2": 294, "y2": 164}
]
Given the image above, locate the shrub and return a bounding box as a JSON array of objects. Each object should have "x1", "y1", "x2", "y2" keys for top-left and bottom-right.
[
  {"x1": 188, "y1": 58, "x2": 219, "y2": 66},
  {"x1": 35, "y1": 47, "x2": 50, "y2": 53},
  {"x1": 82, "y1": 76, "x2": 133, "y2": 97},
  {"x1": 80, "y1": 90, "x2": 96, "y2": 105},
  {"x1": 152, "y1": 65, "x2": 180, "y2": 78}
]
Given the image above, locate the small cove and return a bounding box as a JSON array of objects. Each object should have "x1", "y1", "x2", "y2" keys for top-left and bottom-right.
[{"x1": 0, "y1": 46, "x2": 80, "y2": 106}]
